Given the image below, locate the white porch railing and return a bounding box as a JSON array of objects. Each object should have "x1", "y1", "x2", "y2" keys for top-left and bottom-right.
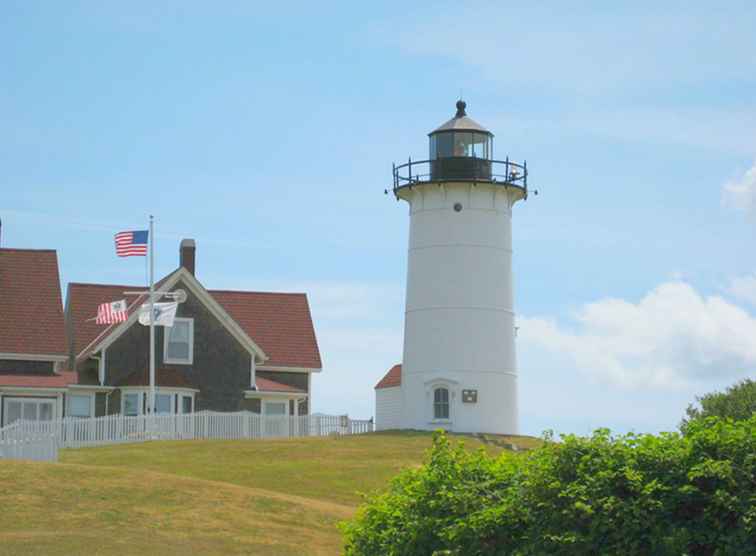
[{"x1": 0, "y1": 412, "x2": 374, "y2": 462}]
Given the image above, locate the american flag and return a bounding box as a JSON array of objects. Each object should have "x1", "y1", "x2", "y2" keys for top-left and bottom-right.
[
  {"x1": 96, "y1": 299, "x2": 128, "y2": 324},
  {"x1": 114, "y1": 230, "x2": 148, "y2": 257}
]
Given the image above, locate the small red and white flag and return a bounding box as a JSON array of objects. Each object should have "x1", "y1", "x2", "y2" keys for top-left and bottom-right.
[{"x1": 96, "y1": 299, "x2": 128, "y2": 324}]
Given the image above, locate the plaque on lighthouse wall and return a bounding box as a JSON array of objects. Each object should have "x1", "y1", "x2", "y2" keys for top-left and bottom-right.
[{"x1": 462, "y1": 389, "x2": 478, "y2": 403}]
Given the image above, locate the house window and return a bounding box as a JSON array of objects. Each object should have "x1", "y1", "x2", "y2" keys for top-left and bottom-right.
[
  {"x1": 3, "y1": 398, "x2": 55, "y2": 425},
  {"x1": 181, "y1": 395, "x2": 193, "y2": 414},
  {"x1": 123, "y1": 393, "x2": 140, "y2": 416},
  {"x1": 264, "y1": 401, "x2": 287, "y2": 416},
  {"x1": 433, "y1": 387, "x2": 450, "y2": 420},
  {"x1": 68, "y1": 394, "x2": 92, "y2": 418},
  {"x1": 164, "y1": 318, "x2": 194, "y2": 364},
  {"x1": 155, "y1": 393, "x2": 172, "y2": 414}
]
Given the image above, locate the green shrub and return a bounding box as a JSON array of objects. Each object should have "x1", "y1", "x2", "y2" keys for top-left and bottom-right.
[
  {"x1": 682, "y1": 378, "x2": 756, "y2": 431},
  {"x1": 342, "y1": 417, "x2": 756, "y2": 555}
]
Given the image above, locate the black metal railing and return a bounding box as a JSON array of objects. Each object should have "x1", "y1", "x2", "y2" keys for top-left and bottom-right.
[{"x1": 392, "y1": 157, "x2": 528, "y2": 195}]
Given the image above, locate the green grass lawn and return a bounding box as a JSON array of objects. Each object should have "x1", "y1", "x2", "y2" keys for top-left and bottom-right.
[{"x1": 0, "y1": 431, "x2": 540, "y2": 555}]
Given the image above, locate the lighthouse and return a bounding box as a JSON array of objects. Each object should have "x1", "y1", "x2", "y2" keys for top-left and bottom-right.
[{"x1": 376, "y1": 100, "x2": 528, "y2": 435}]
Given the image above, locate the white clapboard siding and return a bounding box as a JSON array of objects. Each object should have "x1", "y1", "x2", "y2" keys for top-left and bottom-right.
[
  {"x1": 0, "y1": 412, "x2": 374, "y2": 462},
  {"x1": 375, "y1": 386, "x2": 403, "y2": 430}
]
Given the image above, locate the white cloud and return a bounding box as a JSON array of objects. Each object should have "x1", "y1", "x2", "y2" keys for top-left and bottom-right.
[
  {"x1": 386, "y1": 5, "x2": 756, "y2": 96},
  {"x1": 519, "y1": 281, "x2": 756, "y2": 389},
  {"x1": 728, "y1": 273, "x2": 756, "y2": 307},
  {"x1": 722, "y1": 163, "x2": 756, "y2": 214}
]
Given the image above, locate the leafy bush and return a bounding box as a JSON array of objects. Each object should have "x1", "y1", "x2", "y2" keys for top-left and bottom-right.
[
  {"x1": 342, "y1": 417, "x2": 756, "y2": 555},
  {"x1": 682, "y1": 378, "x2": 756, "y2": 431}
]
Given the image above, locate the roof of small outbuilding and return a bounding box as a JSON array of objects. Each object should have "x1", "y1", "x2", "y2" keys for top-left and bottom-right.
[{"x1": 375, "y1": 363, "x2": 402, "y2": 389}]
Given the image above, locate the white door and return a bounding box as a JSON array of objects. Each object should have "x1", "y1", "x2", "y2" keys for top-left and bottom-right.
[
  {"x1": 2, "y1": 398, "x2": 56, "y2": 427},
  {"x1": 264, "y1": 401, "x2": 288, "y2": 437}
]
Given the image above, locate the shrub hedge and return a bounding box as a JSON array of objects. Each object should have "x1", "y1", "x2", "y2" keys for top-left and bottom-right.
[{"x1": 342, "y1": 416, "x2": 755, "y2": 555}]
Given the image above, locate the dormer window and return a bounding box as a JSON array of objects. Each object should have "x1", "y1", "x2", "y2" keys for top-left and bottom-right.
[{"x1": 164, "y1": 317, "x2": 194, "y2": 365}]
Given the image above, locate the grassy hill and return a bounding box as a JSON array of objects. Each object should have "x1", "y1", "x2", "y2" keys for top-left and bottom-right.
[{"x1": 0, "y1": 431, "x2": 540, "y2": 555}]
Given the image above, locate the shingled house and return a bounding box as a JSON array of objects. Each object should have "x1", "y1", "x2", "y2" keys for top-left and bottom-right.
[
  {"x1": 0, "y1": 247, "x2": 76, "y2": 426},
  {"x1": 65, "y1": 240, "x2": 322, "y2": 419}
]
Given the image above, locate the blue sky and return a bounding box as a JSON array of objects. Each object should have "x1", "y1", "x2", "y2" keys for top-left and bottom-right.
[{"x1": 3, "y1": 1, "x2": 756, "y2": 436}]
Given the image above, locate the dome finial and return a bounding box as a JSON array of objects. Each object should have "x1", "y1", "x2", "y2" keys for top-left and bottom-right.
[{"x1": 455, "y1": 100, "x2": 467, "y2": 118}]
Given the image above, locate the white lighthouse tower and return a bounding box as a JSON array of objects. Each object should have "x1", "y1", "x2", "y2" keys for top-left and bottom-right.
[{"x1": 382, "y1": 100, "x2": 529, "y2": 435}]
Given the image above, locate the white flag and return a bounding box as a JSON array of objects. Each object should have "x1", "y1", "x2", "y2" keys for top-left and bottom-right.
[{"x1": 138, "y1": 302, "x2": 178, "y2": 327}]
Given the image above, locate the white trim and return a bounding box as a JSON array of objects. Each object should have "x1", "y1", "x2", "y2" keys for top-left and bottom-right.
[
  {"x1": 163, "y1": 317, "x2": 194, "y2": 365},
  {"x1": 67, "y1": 384, "x2": 115, "y2": 392},
  {"x1": 67, "y1": 392, "x2": 95, "y2": 418},
  {"x1": 99, "y1": 348, "x2": 106, "y2": 385},
  {"x1": 257, "y1": 365, "x2": 321, "y2": 373},
  {"x1": 250, "y1": 357, "x2": 256, "y2": 388},
  {"x1": 119, "y1": 386, "x2": 200, "y2": 395},
  {"x1": 0, "y1": 387, "x2": 68, "y2": 395},
  {"x1": 244, "y1": 390, "x2": 307, "y2": 400},
  {"x1": 0, "y1": 352, "x2": 68, "y2": 362},
  {"x1": 79, "y1": 268, "x2": 268, "y2": 363}
]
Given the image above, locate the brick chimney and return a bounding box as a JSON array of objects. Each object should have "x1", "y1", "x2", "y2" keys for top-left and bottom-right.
[{"x1": 180, "y1": 239, "x2": 196, "y2": 275}]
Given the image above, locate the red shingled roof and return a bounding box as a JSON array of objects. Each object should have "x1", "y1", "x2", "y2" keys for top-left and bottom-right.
[
  {"x1": 210, "y1": 290, "x2": 321, "y2": 369},
  {"x1": 67, "y1": 277, "x2": 322, "y2": 369},
  {"x1": 0, "y1": 371, "x2": 77, "y2": 388},
  {"x1": 254, "y1": 376, "x2": 305, "y2": 393},
  {"x1": 375, "y1": 364, "x2": 402, "y2": 389},
  {"x1": 0, "y1": 249, "x2": 66, "y2": 356}
]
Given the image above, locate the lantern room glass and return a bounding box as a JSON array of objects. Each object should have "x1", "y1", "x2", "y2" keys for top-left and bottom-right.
[{"x1": 430, "y1": 132, "x2": 491, "y2": 160}]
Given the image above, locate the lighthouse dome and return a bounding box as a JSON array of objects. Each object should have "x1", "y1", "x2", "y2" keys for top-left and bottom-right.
[
  {"x1": 428, "y1": 101, "x2": 493, "y2": 180},
  {"x1": 430, "y1": 100, "x2": 492, "y2": 135}
]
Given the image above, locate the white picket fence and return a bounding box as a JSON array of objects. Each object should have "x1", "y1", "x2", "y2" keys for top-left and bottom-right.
[
  {"x1": 0, "y1": 422, "x2": 58, "y2": 462},
  {"x1": 0, "y1": 411, "x2": 373, "y2": 462}
]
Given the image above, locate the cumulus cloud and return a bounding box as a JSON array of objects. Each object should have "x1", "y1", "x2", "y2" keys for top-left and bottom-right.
[
  {"x1": 728, "y1": 274, "x2": 756, "y2": 307},
  {"x1": 519, "y1": 282, "x2": 756, "y2": 389},
  {"x1": 722, "y1": 163, "x2": 756, "y2": 214}
]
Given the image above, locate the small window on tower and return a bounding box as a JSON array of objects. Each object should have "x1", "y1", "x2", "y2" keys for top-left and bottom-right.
[{"x1": 433, "y1": 387, "x2": 450, "y2": 420}]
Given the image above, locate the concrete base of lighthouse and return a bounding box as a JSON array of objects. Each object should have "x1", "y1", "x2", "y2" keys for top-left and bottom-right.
[{"x1": 393, "y1": 181, "x2": 524, "y2": 435}]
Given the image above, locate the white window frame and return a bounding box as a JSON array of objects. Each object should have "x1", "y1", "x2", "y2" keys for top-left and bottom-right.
[
  {"x1": 119, "y1": 388, "x2": 197, "y2": 416},
  {"x1": 67, "y1": 393, "x2": 94, "y2": 418},
  {"x1": 263, "y1": 400, "x2": 288, "y2": 417},
  {"x1": 163, "y1": 317, "x2": 194, "y2": 365},
  {"x1": 433, "y1": 387, "x2": 450, "y2": 420},
  {"x1": 425, "y1": 378, "x2": 457, "y2": 425},
  {"x1": 2, "y1": 397, "x2": 57, "y2": 425},
  {"x1": 180, "y1": 394, "x2": 193, "y2": 414},
  {"x1": 154, "y1": 392, "x2": 173, "y2": 414},
  {"x1": 122, "y1": 392, "x2": 143, "y2": 416}
]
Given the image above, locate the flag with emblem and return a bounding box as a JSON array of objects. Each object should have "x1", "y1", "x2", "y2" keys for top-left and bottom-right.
[
  {"x1": 138, "y1": 302, "x2": 178, "y2": 327},
  {"x1": 96, "y1": 299, "x2": 128, "y2": 324}
]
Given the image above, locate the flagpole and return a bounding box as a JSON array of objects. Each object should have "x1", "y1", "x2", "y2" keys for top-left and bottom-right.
[{"x1": 149, "y1": 215, "x2": 155, "y2": 418}]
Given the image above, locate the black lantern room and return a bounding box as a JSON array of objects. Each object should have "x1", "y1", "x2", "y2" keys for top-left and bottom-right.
[
  {"x1": 429, "y1": 100, "x2": 493, "y2": 181},
  {"x1": 391, "y1": 100, "x2": 527, "y2": 196}
]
